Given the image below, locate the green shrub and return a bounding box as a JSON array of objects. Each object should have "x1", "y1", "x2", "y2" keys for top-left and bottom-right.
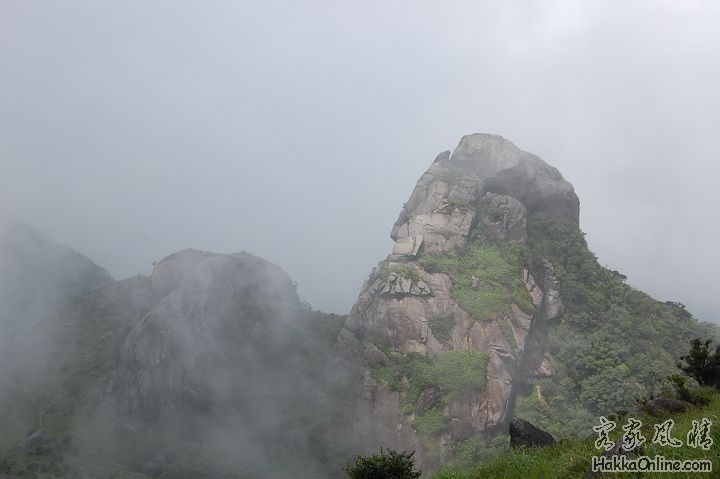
[
  {"x1": 432, "y1": 350, "x2": 489, "y2": 393},
  {"x1": 344, "y1": 449, "x2": 422, "y2": 479},
  {"x1": 370, "y1": 365, "x2": 400, "y2": 390},
  {"x1": 413, "y1": 409, "x2": 449, "y2": 438},
  {"x1": 418, "y1": 255, "x2": 455, "y2": 274},
  {"x1": 413, "y1": 409, "x2": 450, "y2": 458},
  {"x1": 419, "y1": 240, "x2": 534, "y2": 320},
  {"x1": 446, "y1": 434, "x2": 506, "y2": 471},
  {"x1": 665, "y1": 374, "x2": 714, "y2": 406},
  {"x1": 399, "y1": 350, "x2": 489, "y2": 406},
  {"x1": 429, "y1": 313, "x2": 455, "y2": 344},
  {"x1": 383, "y1": 264, "x2": 423, "y2": 284}
]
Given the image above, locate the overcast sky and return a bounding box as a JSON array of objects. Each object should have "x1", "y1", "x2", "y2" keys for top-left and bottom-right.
[{"x1": 1, "y1": 0, "x2": 719, "y2": 322}]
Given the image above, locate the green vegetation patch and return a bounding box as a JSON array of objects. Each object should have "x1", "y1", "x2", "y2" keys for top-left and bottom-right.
[
  {"x1": 444, "y1": 434, "x2": 507, "y2": 472},
  {"x1": 435, "y1": 390, "x2": 720, "y2": 479},
  {"x1": 413, "y1": 409, "x2": 449, "y2": 438},
  {"x1": 430, "y1": 350, "x2": 489, "y2": 393},
  {"x1": 510, "y1": 211, "x2": 720, "y2": 438},
  {"x1": 382, "y1": 264, "x2": 424, "y2": 284},
  {"x1": 413, "y1": 409, "x2": 450, "y2": 459},
  {"x1": 370, "y1": 364, "x2": 401, "y2": 391},
  {"x1": 433, "y1": 437, "x2": 598, "y2": 479},
  {"x1": 399, "y1": 350, "x2": 489, "y2": 407},
  {"x1": 429, "y1": 313, "x2": 455, "y2": 344},
  {"x1": 345, "y1": 449, "x2": 422, "y2": 479},
  {"x1": 369, "y1": 350, "x2": 489, "y2": 412},
  {"x1": 418, "y1": 240, "x2": 534, "y2": 320},
  {"x1": 417, "y1": 254, "x2": 455, "y2": 274},
  {"x1": 369, "y1": 350, "x2": 488, "y2": 461}
]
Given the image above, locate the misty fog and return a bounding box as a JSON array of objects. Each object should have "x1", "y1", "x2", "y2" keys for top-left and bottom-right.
[
  {"x1": 1, "y1": 0, "x2": 718, "y2": 322},
  {"x1": 2, "y1": 2, "x2": 720, "y2": 479}
]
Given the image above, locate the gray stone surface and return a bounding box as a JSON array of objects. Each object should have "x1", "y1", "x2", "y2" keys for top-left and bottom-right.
[
  {"x1": 114, "y1": 249, "x2": 300, "y2": 415},
  {"x1": 391, "y1": 235, "x2": 424, "y2": 258},
  {"x1": 391, "y1": 133, "x2": 579, "y2": 246}
]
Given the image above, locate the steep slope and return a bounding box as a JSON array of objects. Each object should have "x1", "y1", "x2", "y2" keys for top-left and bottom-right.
[
  {"x1": 332, "y1": 133, "x2": 714, "y2": 472},
  {"x1": 0, "y1": 219, "x2": 113, "y2": 356},
  {"x1": 0, "y1": 219, "x2": 113, "y2": 452},
  {"x1": 512, "y1": 208, "x2": 718, "y2": 438},
  {"x1": 1, "y1": 245, "x2": 346, "y2": 478}
]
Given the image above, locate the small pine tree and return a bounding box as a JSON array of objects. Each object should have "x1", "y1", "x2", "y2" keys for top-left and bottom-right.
[
  {"x1": 677, "y1": 338, "x2": 719, "y2": 386},
  {"x1": 344, "y1": 449, "x2": 422, "y2": 479}
]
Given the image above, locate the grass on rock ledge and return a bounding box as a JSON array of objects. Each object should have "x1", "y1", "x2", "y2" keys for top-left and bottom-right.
[{"x1": 418, "y1": 239, "x2": 534, "y2": 320}]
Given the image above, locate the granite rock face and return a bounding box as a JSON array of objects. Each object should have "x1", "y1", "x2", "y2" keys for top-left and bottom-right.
[
  {"x1": 44, "y1": 247, "x2": 343, "y2": 477},
  {"x1": 391, "y1": 134, "x2": 578, "y2": 246},
  {"x1": 112, "y1": 249, "x2": 300, "y2": 415},
  {"x1": 334, "y1": 134, "x2": 577, "y2": 471}
]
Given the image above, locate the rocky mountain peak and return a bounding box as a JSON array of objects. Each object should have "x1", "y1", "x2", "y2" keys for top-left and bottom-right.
[
  {"x1": 336, "y1": 133, "x2": 572, "y2": 471},
  {"x1": 391, "y1": 134, "x2": 579, "y2": 252},
  {"x1": 149, "y1": 248, "x2": 297, "y2": 302},
  {"x1": 449, "y1": 133, "x2": 524, "y2": 174},
  {"x1": 116, "y1": 249, "x2": 303, "y2": 415}
]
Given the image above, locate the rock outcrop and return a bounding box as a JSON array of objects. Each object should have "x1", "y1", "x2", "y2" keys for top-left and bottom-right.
[
  {"x1": 644, "y1": 398, "x2": 694, "y2": 417},
  {"x1": 31, "y1": 247, "x2": 345, "y2": 478},
  {"x1": 509, "y1": 418, "x2": 555, "y2": 449},
  {"x1": 112, "y1": 248, "x2": 301, "y2": 415},
  {"x1": 333, "y1": 133, "x2": 578, "y2": 470}
]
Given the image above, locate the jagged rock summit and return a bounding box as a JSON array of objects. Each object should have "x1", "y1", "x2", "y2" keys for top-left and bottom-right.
[
  {"x1": 391, "y1": 133, "x2": 578, "y2": 253},
  {"x1": 334, "y1": 133, "x2": 578, "y2": 470}
]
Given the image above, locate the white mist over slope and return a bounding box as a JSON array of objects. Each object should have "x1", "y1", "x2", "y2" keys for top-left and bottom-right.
[{"x1": 1, "y1": 1, "x2": 718, "y2": 322}]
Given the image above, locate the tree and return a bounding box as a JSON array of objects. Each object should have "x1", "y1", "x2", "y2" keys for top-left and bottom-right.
[
  {"x1": 344, "y1": 449, "x2": 422, "y2": 479},
  {"x1": 677, "y1": 338, "x2": 719, "y2": 386}
]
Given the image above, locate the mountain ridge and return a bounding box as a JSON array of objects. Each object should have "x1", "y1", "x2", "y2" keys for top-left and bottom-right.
[
  {"x1": 330, "y1": 133, "x2": 716, "y2": 473},
  {"x1": 0, "y1": 133, "x2": 716, "y2": 478}
]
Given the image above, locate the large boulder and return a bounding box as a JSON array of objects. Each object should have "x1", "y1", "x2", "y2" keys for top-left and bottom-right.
[
  {"x1": 509, "y1": 418, "x2": 556, "y2": 449},
  {"x1": 644, "y1": 398, "x2": 693, "y2": 416}
]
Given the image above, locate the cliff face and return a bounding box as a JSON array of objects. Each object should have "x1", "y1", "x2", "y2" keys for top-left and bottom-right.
[
  {"x1": 77, "y1": 250, "x2": 343, "y2": 477},
  {"x1": 112, "y1": 249, "x2": 301, "y2": 415},
  {"x1": 5, "y1": 245, "x2": 345, "y2": 478},
  {"x1": 334, "y1": 133, "x2": 580, "y2": 469}
]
